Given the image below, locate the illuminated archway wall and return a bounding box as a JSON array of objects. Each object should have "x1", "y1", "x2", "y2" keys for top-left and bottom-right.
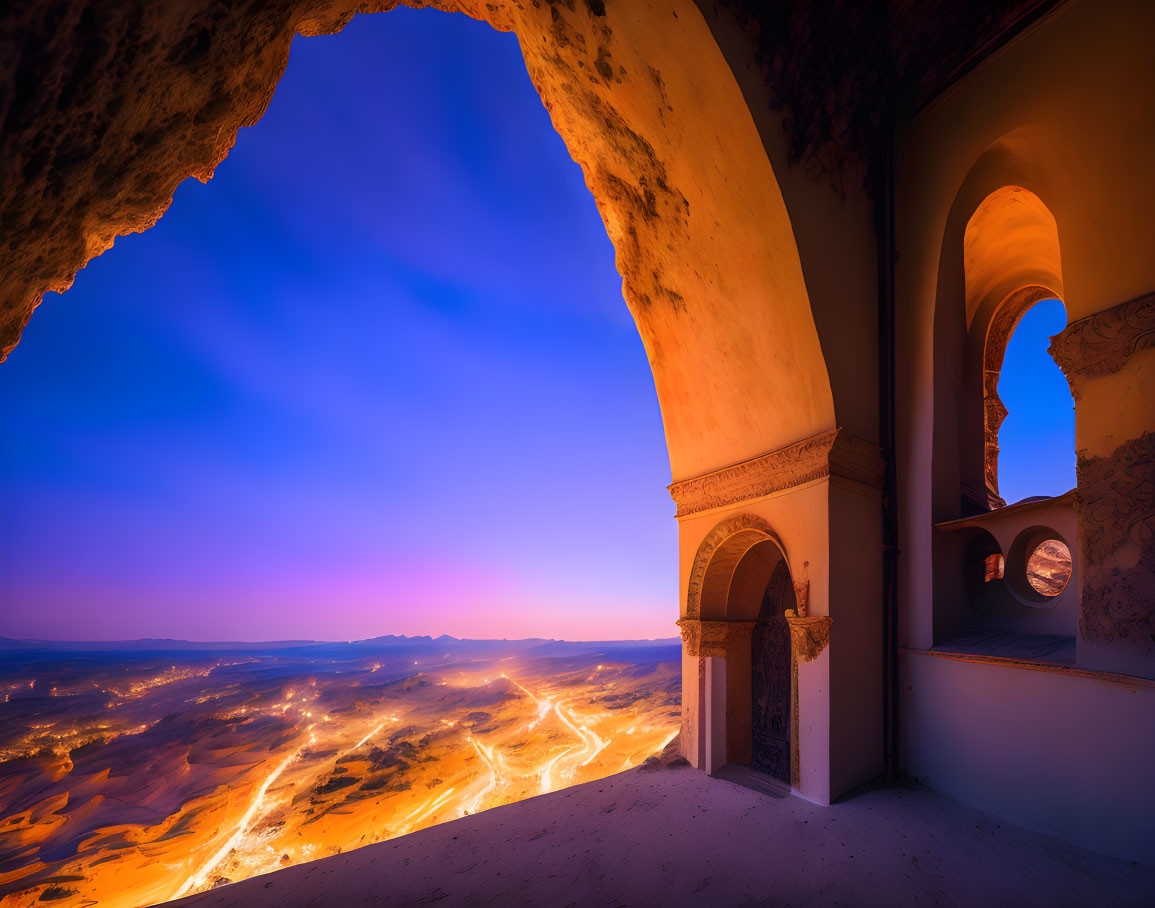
[
  {"x1": 963, "y1": 186, "x2": 1063, "y2": 327},
  {"x1": 0, "y1": 0, "x2": 835, "y2": 483},
  {"x1": 1, "y1": 0, "x2": 892, "y2": 804}
]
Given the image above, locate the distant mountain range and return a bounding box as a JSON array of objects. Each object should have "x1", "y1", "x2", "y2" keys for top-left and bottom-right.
[{"x1": 0, "y1": 634, "x2": 680, "y2": 653}]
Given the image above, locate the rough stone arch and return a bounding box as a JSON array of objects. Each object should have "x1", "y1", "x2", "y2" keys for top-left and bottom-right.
[
  {"x1": 685, "y1": 513, "x2": 788, "y2": 620},
  {"x1": 0, "y1": 0, "x2": 836, "y2": 483}
]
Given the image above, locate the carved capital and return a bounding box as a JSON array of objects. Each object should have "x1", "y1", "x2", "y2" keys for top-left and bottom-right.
[
  {"x1": 785, "y1": 613, "x2": 832, "y2": 663},
  {"x1": 668, "y1": 429, "x2": 884, "y2": 518},
  {"x1": 678, "y1": 618, "x2": 756, "y2": 657},
  {"x1": 1049, "y1": 291, "x2": 1155, "y2": 397}
]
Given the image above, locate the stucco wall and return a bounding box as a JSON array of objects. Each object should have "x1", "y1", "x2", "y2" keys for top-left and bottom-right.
[
  {"x1": 900, "y1": 652, "x2": 1155, "y2": 864},
  {"x1": 693, "y1": 2, "x2": 880, "y2": 447}
]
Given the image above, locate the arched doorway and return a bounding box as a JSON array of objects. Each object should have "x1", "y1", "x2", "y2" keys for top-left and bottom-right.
[
  {"x1": 750, "y1": 559, "x2": 795, "y2": 783},
  {"x1": 683, "y1": 517, "x2": 810, "y2": 782}
]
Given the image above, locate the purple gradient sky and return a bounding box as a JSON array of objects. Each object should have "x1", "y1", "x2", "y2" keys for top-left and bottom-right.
[
  {"x1": 0, "y1": 9, "x2": 676, "y2": 642},
  {"x1": 0, "y1": 10, "x2": 1074, "y2": 644}
]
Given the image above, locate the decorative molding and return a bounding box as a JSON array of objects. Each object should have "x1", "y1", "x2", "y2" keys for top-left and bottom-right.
[
  {"x1": 792, "y1": 578, "x2": 810, "y2": 618},
  {"x1": 668, "y1": 429, "x2": 885, "y2": 519},
  {"x1": 785, "y1": 614, "x2": 833, "y2": 664},
  {"x1": 677, "y1": 618, "x2": 755, "y2": 658},
  {"x1": 1076, "y1": 431, "x2": 1155, "y2": 656},
  {"x1": 1049, "y1": 290, "x2": 1155, "y2": 396},
  {"x1": 670, "y1": 431, "x2": 838, "y2": 519}
]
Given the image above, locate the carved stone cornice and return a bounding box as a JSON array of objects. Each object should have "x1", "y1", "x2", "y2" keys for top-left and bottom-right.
[
  {"x1": 1049, "y1": 291, "x2": 1155, "y2": 396},
  {"x1": 677, "y1": 618, "x2": 756, "y2": 658},
  {"x1": 785, "y1": 613, "x2": 832, "y2": 663},
  {"x1": 668, "y1": 429, "x2": 885, "y2": 518}
]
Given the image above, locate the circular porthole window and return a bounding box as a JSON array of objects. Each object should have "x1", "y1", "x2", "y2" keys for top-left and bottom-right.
[
  {"x1": 1025, "y1": 538, "x2": 1072, "y2": 597},
  {"x1": 1006, "y1": 527, "x2": 1074, "y2": 607}
]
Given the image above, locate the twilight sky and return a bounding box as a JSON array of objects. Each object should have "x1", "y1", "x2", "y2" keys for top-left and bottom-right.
[
  {"x1": 0, "y1": 10, "x2": 676, "y2": 643},
  {"x1": 0, "y1": 10, "x2": 1074, "y2": 644},
  {"x1": 997, "y1": 298, "x2": 1075, "y2": 505}
]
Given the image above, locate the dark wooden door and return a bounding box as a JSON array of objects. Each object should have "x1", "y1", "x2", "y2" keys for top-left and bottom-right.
[{"x1": 750, "y1": 560, "x2": 794, "y2": 783}]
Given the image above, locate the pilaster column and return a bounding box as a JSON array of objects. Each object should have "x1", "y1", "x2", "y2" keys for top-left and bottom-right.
[
  {"x1": 785, "y1": 613, "x2": 833, "y2": 789},
  {"x1": 678, "y1": 618, "x2": 755, "y2": 773}
]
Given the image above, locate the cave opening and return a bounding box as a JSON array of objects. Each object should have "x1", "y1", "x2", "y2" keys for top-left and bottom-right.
[{"x1": 0, "y1": 7, "x2": 675, "y2": 644}]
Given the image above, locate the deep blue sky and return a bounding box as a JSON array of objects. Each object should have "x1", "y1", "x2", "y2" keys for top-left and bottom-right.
[
  {"x1": 0, "y1": 10, "x2": 1076, "y2": 642},
  {"x1": 997, "y1": 298, "x2": 1076, "y2": 503},
  {"x1": 0, "y1": 10, "x2": 675, "y2": 642}
]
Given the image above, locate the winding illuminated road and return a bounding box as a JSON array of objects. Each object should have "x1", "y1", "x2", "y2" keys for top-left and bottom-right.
[
  {"x1": 175, "y1": 712, "x2": 397, "y2": 899},
  {"x1": 173, "y1": 747, "x2": 302, "y2": 898},
  {"x1": 176, "y1": 678, "x2": 669, "y2": 898},
  {"x1": 507, "y1": 680, "x2": 608, "y2": 795}
]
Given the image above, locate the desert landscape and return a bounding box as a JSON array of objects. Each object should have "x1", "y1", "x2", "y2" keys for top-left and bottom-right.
[
  {"x1": 0, "y1": 636, "x2": 679, "y2": 908},
  {"x1": 1026, "y1": 539, "x2": 1073, "y2": 596}
]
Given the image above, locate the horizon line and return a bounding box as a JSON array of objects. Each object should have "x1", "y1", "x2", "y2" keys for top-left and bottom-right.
[{"x1": 0, "y1": 632, "x2": 682, "y2": 646}]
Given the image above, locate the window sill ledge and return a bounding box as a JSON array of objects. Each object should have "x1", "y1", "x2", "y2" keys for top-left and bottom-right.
[{"x1": 900, "y1": 641, "x2": 1155, "y2": 689}]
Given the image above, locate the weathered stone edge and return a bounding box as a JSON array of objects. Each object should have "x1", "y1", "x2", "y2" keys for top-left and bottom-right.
[{"x1": 1049, "y1": 289, "x2": 1155, "y2": 392}]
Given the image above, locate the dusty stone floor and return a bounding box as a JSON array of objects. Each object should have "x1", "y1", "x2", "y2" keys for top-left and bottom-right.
[{"x1": 170, "y1": 764, "x2": 1155, "y2": 907}]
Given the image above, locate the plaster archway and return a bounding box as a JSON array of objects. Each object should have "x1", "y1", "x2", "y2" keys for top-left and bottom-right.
[
  {"x1": 930, "y1": 142, "x2": 1065, "y2": 521},
  {"x1": 0, "y1": 0, "x2": 836, "y2": 485},
  {"x1": 963, "y1": 185, "x2": 1065, "y2": 508},
  {"x1": 721, "y1": 537, "x2": 796, "y2": 771},
  {"x1": 680, "y1": 514, "x2": 807, "y2": 775},
  {"x1": 685, "y1": 513, "x2": 790, "y2": 621},
  {"x1": 927, "y1": 145, "x2": 1071, "y2": 644}
]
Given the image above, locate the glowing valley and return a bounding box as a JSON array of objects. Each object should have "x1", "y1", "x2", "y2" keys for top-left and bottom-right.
[{"x1": 0, "y1": 637, "x2": 679, "y2": 907}]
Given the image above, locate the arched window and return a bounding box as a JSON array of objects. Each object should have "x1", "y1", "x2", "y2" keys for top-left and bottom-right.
[
  {"x1": 995, "y1": 297, "x2": 1076, "y2": 504},
  {"x1": 962, "y1": 186, "x2": 1065, "y2": 510},
  {"x1": 932, "y1": 185, "x2": 1079, "y2": 656}
]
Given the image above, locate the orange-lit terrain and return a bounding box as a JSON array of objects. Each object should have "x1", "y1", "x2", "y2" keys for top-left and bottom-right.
[
  {"x1": 0, "y1": 637, "x2": 679, "y2": 908},
  {"x1": 1025, "y1": 539, "x2": 1073, "y2": 596}
]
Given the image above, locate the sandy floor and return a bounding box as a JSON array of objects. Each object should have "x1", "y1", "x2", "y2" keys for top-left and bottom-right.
[{"x1": 170, "y1": 763, "x2": 1155, "y2": 907}]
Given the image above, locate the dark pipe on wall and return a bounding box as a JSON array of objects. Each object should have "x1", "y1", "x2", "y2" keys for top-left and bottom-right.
[{"x1": 873, "y1": 123, "x2": 900, "y2": 785}]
